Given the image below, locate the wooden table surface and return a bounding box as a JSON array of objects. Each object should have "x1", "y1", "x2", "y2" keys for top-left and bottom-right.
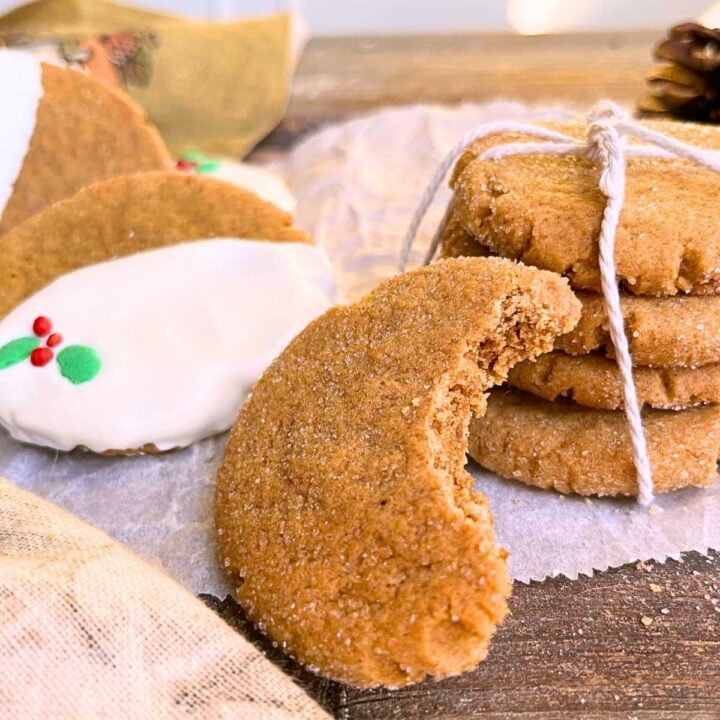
[{"x1": 223, "y1": 31, "x2": 720, "y2": 719}]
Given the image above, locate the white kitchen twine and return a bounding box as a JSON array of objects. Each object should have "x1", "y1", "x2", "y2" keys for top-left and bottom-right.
[{"x1": 400, "y1": 101, "x2": 720, "y2": 506}]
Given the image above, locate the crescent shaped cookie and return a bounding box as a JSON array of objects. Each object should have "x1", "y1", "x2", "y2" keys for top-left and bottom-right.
[
  {"x1": 508, "y1": 351, "x2": 720, "y2": 410},
  {"x1": 447, "y1": 119, "x2": 720, "y2": 296},
  {"x1": 216, "y1": 257, "x2": 580, "y2": 687},
  {"x1": 469, "y1": 389, "x2": 720, "y2": 496},
  {"x1": 0, "y1": 171, "x2": 307, "y2": 319},
  {"x1": 0, "y1": 52, "x2": 170, "y2": 235}
]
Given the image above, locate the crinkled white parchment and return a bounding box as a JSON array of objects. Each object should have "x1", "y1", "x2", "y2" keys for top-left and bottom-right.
[{"x1": 3, "y1": 101, "x2": 720, "y2": 592}]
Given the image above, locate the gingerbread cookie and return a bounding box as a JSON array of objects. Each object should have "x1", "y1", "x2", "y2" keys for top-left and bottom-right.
[
  {"x1": 443, "y1": 233, "x2": 720, "y2": 366},
  {"x1": 469, "y1": 389, "x2": 720, "y2": 496},
  {"x1": 0, "y1": 51, "x2": 170, "y2": 235},
  {"x1": 438, "y1": 200, "x2": 490, "y2": 259},
  {"x1": 216, "y1": 257, "x2": 580, "y2": 687},
  {"x1": 448, "y1": 118, "x2": 720, "y2": 296},
  {"x1": 176, "y1": 151, "x2": 297, "y2": 214},
  {"x1": 0, "y1": 172, "x2": 332, "y2": 453},
  {"x1": 508, "y1": 350, "x2": 720, "y2": 410},
  {"x1": 0, "y1": 171, "x2": 308, "y2": 319},
  {"x1": 556, "y1": 291, "x2": 720, "y2": 367}
]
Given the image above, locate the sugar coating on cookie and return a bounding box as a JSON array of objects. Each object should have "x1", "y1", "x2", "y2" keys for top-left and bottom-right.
[
  {"x1": 443, "y1": 231, "x2": 720, "y2": 366},
  {"x1": 556, "y1": 291, "x2": 720, "y2": 368},
  {"x1": 0, "y1": 171, "x2": 308, "y2": 320},
  {"x1": 509, "y1": 350, "x2": 720, "y2": 410},
  {"x1": 469, "y1": 389, "x2": 720, "y2": 496},
  {"x1": 447, "y1": 119, "x2": 720, "y2": 296},
  {"x1": 0, "y1": 239, "x2": 335, "y2": 453},
  {"x1": 0, "y1": 56, "x2": 170, "y2": 235},
  {"x1": 216, "y1": 257, "x2": 580, "y2": 687}
]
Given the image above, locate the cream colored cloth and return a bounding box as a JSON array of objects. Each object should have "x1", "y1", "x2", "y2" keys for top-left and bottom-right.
[{"x1": 0, "y1": 477, "x2": 329, "y2": 720}]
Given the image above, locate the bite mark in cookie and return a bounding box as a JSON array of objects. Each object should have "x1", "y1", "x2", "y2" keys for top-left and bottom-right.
[
  {"x1": 216, "y1": 257, "x2": 580, "y2": 687},
  {"x1": 444, "y1": 230, "x2": 720, "y2": 367}
]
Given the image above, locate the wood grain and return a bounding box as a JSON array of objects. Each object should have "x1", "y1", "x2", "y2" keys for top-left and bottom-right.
[
  {"x1": 205, "y1": 550, "x2": 720, "y2": 719},
  {"x1": 251, "y1": 31, "x2": 656, "y2": 161},
  {"x1": 233, "y1": 32, "x2": 720, "y2": 718}
]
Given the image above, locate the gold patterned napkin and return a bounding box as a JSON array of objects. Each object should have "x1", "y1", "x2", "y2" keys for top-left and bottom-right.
[{"x1": 0, "y1": 0, "x2": 300, "y2": 156}]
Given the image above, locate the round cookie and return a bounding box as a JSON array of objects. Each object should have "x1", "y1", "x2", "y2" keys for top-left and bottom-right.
[
  {"x1": 508, "y1": 351, "x2": 720, "y2": 410},
  {"x1": 176, "y1": 151, "x2": 297, "y2": 214},
  {"x1": 437, "y1": 200, "x2": 491, "y2": 260},
  {"x1": 442, "y1": 226, "x2": 720, "y2": 366},
  {"x1": 0, "y1": 239, "x2": 335, "y2": 453},
  {"x1": 0, "y1": 171, "x2": 308, "y2": 319},
  {"x1": 216, "y1": 256, "x2": 581, "y2": 687},
  {"x1": 468, "y1": 389, "x2": 720, "y2": 497},
  {"x1": 0, "y1": 51, "x2": 170, "y2": 235},
  {"x1": 449, "y1": 118, "x2": 720, "y2": 296},
  {"x1": 556, "y1": 291, "x2": 720, "y2": 368}
]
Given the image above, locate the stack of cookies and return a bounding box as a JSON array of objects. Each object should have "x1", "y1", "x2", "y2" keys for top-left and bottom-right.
[{"x1": 441, "y1": 118, "x2": 720, "y2": 497}]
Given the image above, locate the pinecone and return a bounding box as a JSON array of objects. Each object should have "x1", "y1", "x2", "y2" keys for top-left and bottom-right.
[{"x1": 639, "y1": 22, "x2": 720, "y2": 121}]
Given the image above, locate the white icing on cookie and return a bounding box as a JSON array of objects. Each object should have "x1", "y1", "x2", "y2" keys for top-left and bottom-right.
[
  {"x1": 196, "y1": 160, "x2": 297, "y2": 213},
  {"x1": 0, "y1": 51, "x2": 43, "y2": 221},
  {"x1": 0, "y1": 239, "x2": 335, "y2": 452}
]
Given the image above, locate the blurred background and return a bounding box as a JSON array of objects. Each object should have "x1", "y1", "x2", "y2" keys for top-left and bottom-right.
[
  {"x1": 2, "y1": 0, "x2": 718, "y2": 160},
  {"x1": 0, "y1": 0, "x2": 719, "y2": 33}
]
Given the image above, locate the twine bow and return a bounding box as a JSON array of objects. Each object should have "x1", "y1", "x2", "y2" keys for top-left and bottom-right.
[{"x1": 400, "y1": 101, "x2": 720, "y2": 505}]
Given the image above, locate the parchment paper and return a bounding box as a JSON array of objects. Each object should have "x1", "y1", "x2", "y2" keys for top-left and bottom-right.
[{"x1": 3, "y1": 101, "x2": 720, "y2": 594}]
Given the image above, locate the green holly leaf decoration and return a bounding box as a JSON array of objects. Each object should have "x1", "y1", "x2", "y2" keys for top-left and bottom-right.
[
  {"x1": 182, "y1": 150, "x2": 221, "y2": 173},
  {"x1": 196, "y1": 159, "x2": 221, "y2": 173},
  {"x1": 57, "y1": 345, "x2": 102, "y2": 385},
  {"x1": 0, "y1": 336, "x2": 40, "y2": 370}
]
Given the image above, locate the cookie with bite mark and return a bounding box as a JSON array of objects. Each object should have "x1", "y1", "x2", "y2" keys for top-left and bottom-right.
[{"x1": 216, "y1": 256, "x2": 580, "y2": 687}]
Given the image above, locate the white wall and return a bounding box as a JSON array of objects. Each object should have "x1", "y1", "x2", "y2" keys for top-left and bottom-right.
[{"x1": 0, "y1": 0, "x2": 715, "y2": 34}]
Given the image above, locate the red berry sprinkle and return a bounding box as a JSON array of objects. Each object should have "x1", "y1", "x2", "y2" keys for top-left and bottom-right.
[
  {"x1": 46, "y1": 333, "x2": 63, "y2": 348},
  {"x1": 175, "y1": 158, "x2": 197, "y2": 172},
  {"x1": 33, "y1": 316, "x2": 52, "y2": 337},
  {"x1": 31, "y1": 347, "x2": 54, "y2": 367}
]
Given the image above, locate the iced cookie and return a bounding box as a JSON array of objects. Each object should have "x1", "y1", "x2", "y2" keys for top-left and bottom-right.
[
  {"x1": 449, "y1": 118, "x2": 720, "y2": 296},
  {"x1": 0, "y1": 51, "x2": 170, "y2": 235},
  {"x1": 216, "y1": 257, "x2": 580, "y2": 687},
  {"x1": 0, "y1": 171, "x2": 328, "y2": 452},
  {"x1": 176, "y1": 151, "x2": 296, "y2": 214},
  {"x1": 0, "y1": 239, "x2": 335, "y2": 453},
  {"x1": 508, "y1": 351, "x2": 720, "y2": 410},
  {"x1": 469, "y1": 389, "x2": 720, "y2": 496},
  {"x1": 0, "y1": 171, "x2": 308, "y2": 319}
]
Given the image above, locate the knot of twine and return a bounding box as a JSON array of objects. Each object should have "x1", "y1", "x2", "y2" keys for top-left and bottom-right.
[{"x1": 399, "y1": 101, "x2": 720, "y2": 506}]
